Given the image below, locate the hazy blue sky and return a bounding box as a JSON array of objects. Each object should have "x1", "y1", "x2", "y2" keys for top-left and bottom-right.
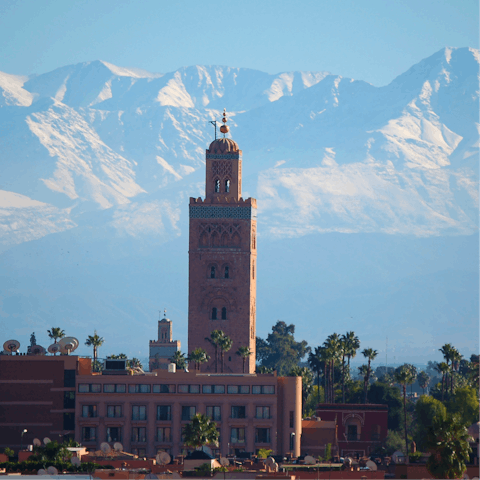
[{"x1": 0, "y1": 0, "x2": 478, "y2": 86}]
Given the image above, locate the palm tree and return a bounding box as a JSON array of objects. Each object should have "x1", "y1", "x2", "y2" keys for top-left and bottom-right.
[
  {"x1": 170, "y1": 351, "x2": 187, "y2": 370},
  {"x1": 439, "y1": 344, "x2": 454, "y2": 394},
  {"x1": 324, "y1": 333, "x2": 342, "y2": 403},
  {"x1": 182, "y1": 413, "x2": 219, "y2": 450},
  {"x1": 47, "y1": 327, "x2": 66, "y2": 354},
  {"x1": 188, "y1": 348, "x2": 210, "y2": 371},
  {"x1": 218, "y1": 335, "x2": 233, "y2": 373},
  {"x1": 435, "y1": 362, "x2": 449, "y2": 401},
  {"x1": 449, "y1": 348, "x2": 462, "y2": 395},
  {"x1": 417, "y1": 370, "x2": 430, "y2": 395},
  {"x1": 344, "y1": 331, "x2": 360, "y2": 402},
  {"x1": 85, "y1": 330, "x2": 104, "y2": 364},
  {"x1": 129, "y1": 358, "x2": 143, "y2": 370},
  {"x1": 358, "y1": 364, "x2": 369, "y2": 401},
  {"x1": 308, "y1": 346, "x2": 324, "y2": 404},
  {"x1": 236, "y1": 346, "x2": 252, "y2": 373},
  {"x1": 425, "y1": 414, "x2": 472, "y2": 479},
  {"x1": 205, "y1": 330, "x2": 224, "y2": 373},
  {"x1": 395, "y1": 364, "x2": 415, "y2": 459},
  {"x1": 407, "y1": 363, "x2": 418, "y2": 396},
  {"x1": 362, "y1": 348, "x2": 378, "y2": 403}
]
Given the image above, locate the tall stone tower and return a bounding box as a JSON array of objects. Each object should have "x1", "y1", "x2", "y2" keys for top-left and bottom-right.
[{"x1": 188, "y1": 110, "x2": 257, "y2": 374}]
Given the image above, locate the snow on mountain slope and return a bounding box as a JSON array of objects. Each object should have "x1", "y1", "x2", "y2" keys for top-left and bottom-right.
[
  {"x1": 0, "y1": 47, "x2": 478, "y2": 251},
  {"x1": 0, "y1": 71, "x2": 34, "y2": 107}
]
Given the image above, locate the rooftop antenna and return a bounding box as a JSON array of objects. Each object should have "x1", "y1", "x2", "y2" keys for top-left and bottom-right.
[{"x1": 209, "y1": 120, "x2": 217, "y2": 140}]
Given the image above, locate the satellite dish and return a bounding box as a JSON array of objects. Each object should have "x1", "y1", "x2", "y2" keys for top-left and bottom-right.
[
  {"x1": 58, "y1": 337, "x2": 79, "y2": 354},
  {"x1": 304, "y1": 455, "x2": 316, "y2": 465},
  {"x1": 37, "y1": 469, "x2": 47, "y2": 475},
  {"x1": 366, "y1": 460, "x2": 377, "y2": 471},
  {"x1": 33, "y1": 438, "x2": 42, "y2": 447},
  {"x1": 48, "y1": 344, "x2": 61, "y2": 355},
  {"x1": 43, "y1": 437, "x2": 51, "y2": 445},
  {"x1": 71, "y1": 457, "x2": 81, "y2": 466},
  {"x1": 220, "y1": 457, "x2": 229, "y2": 467},
  {"x1": 31, "y1": 345, "x2": 46, "y2": 355},
  {"x1": 266, "y1": 457, "x2": 276, "y2": 467},
  {"x1": 156, "y1": 452, "x2": 171, "y2": 465},
  {"x1": 3, "y1": 339, "x2": 20, "y2": 353},
  {"x1": 344, "y1": 457, "x2": 353, "y2": 467},
  {"x1": 114, "y1": 442, "x2": 123, "y2": 452},
  {"x1": 100, "y1": 442, "x2": 112, "y2": 454},
  {"x1": 47, "y1": 466, "x2": 58, "y2": 475}
]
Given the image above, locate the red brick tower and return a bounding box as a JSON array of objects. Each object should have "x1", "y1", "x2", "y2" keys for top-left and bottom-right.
[{"x1": 188, "y1": 110, "x2": 257, "y2": 374}]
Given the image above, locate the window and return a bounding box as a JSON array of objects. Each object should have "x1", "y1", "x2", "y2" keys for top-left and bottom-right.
[
  {"x1": 153, "y1": 384, "x2": 175, "y2": 394},
  {"x1": 131, "y1": 427, "x2": 146, "y2": 443},
  {"x1": 64, "y1": 391, "x2": 75, "y2": 409},
  {"x1": 224, "y1": 266, "x2": 229, "y2": 279},
  {"x1": 82, "y1": 405, "x2": 97, "y2": 418},
  {"x1": 202, "y1": 385, "x2": 225, "y2": 394},
  {"x1": 210, "y1": 266, "x2": 216, "y2": 278},
  {"x1": 106, "y1": 427, "x2": 121, "y2": 442},
  {"x1": 252, "y1": 261, "x2": 255, "y2": 279},
  {"x1": 181, "y1": 406, "x2": 196, "y2": 421},
  {"x1": 215, "y1": 179, "x2": 220, "y2": 193},
  {"x1": 255, "y1": 406, "x2": 270, "y2": 419},
  {"x1": 252, "y1": 385, "x2": 275, "y2": 394},
  {"x1": 178, "y1": 385, "x2": 200, "y2": 394},
  {"x1": 128, "y1": 384, "x2": 151, "y2": 393},
  {"x1": 228, "y1": 385, "x2": 250, "y2": 394},
  {"x1": 116, "y1": 384, "x2": 126, "y2": 393},
  {"x1": 107, "y1": 405, "x2": 122, "y2": 418},
  {"x1": 64, "y1": 370, "x2": 75, "y2": 388},
  {"x1": 211, "y1": 307, "x2": 217, "y2": 320},
  {"x1": 157, "y1": 427, "x2": 171, "y2": 442},
  {"x1": 157, "y1": 405, "x2": 171, "y2": 421},
  {"x1": 78, "y1": 384, "x2": 101, "y2": 393},
  {"x1": 82, "y1": 427, "x2": 96, "y2": 442},
  {"x1": 255, "y1": 428, "x2": 270, "y2": 443},
  {"x1": 104, "y1": 384, "x2": 115, "y2": 393},
  {"x1": 221, "y1": 307, "x2": 227, "y2": 320},
  {"x1": 231, "y1": 406, "x2": 246, "y2": 419},
  {"x1": 132, "y1": 448, "x2": 146, "y2": 457},
  {"x1": 63, "y1": 412, "x2": 75, "y2": 430},
  {"x1": 231, "y1": 427, "x2": 245, "y2": 444},
  {"x1": 206, "y1": 406, "x2": 221, "y2": 421},
  {"x1": 132, "y1": 405, "x2": 147, "y2": 421},
  {"x1": 225, "y1": 179, "x2": 230, "y2": 193}
]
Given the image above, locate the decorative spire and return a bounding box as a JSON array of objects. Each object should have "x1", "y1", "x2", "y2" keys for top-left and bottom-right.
[{"x1": 220, "y1": 108, "x2": 229, "y2": 137}]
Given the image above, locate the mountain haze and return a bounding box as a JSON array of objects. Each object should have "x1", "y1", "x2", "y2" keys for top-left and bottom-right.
[{"x1": 0, "y1": 47, "x2": 478, "y2": 364}]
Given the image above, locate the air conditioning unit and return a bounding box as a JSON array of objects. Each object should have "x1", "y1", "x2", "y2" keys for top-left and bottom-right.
[{"x1": 102, "y1": 359, "x2": 128, "y2": 375}]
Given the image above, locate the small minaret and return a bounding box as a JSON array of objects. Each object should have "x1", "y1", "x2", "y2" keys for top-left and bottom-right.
[{"x1": 149, "y1": 310, "x2": 181, "y2": 370}]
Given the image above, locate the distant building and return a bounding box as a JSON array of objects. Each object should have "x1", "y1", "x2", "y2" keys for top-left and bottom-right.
[
  {"x1": 314, "y1": 404, "x2": 388, "y2": 457},
  {"x1": 301, "y1": 417, "x2": 337, "y2": 457},
  {"x1": 149, "y1": 312, "x2": 180, "y2": 371}
]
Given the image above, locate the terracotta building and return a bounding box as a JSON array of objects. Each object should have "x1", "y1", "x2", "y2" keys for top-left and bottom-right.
[
  {"x1": 0, "y1": 354, "x2": 88, "y2": 452},
  {"x1": 314, "y1": 404, "x2": 388, "y2": 457},
  {"x1": 149, "y1": 312, "x2": 180, "y2": 370},
  {"x1": 75, "y1": 361, "x2": 302, "y2": 457},
  {"x1": 188, "y1": 110, "x2": 257, "y2": 374}
]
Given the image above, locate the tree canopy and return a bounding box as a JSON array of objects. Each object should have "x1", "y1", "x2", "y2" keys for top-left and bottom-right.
[{"x1": 256, "y1": 321, "x2": 310, "y2": 376}]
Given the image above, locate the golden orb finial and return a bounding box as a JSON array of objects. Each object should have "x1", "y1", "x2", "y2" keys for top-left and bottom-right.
[{"x1": 219, "y1": 108, "x2": 229, "y2": 136}]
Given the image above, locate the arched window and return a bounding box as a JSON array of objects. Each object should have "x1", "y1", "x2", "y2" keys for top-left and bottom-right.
[
  {"x1": 210, "y1": 266, "x2": 216, "y2": 279},
  {"x1": 214, "y1": 179, "x2": 220, "y2": 193},
  {"x1": 211, "y1": 307, "x2": 217, "y2": 320},
  {"x1": 221, "y1": 307, "x2": 227, "y2": 320},
  {"x1": 224, "y1": 266, "x2": 229, "y2": 279},
  {"x1": 225, "y1": 179, "x2": 230, "y2": 193}
]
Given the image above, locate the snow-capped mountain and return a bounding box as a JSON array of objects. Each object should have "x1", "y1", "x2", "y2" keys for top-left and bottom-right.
[{"x1": 0, "y1": 47, "x2": 477, "y2": 363}]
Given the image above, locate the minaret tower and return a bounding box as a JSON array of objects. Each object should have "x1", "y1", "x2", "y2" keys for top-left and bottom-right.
[{"x1": 188, "y1": 110, "x2": 257, "y2": 373}]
